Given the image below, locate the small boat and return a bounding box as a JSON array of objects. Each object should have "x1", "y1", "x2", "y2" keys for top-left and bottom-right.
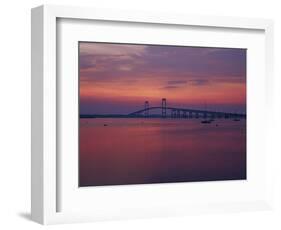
[
  {"x1": 103, "y1": 124, "x2": 108, "y2": 126},
  {"x1": 201, "y1": 120, "x2": 212, "y2": 124}
]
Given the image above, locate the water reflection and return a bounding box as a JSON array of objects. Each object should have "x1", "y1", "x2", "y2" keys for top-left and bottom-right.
[{"x1": 79, "y1": 118, "x2": 246, "y2": 187}]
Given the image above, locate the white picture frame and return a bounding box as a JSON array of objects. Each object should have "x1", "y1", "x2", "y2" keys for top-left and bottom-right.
[{"x1": 31, "y1": 4, "x2": 274, "y2": 225}]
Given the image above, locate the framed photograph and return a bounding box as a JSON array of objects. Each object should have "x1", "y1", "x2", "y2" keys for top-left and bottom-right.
[
  {"x1": 31, "y1": 5, "x2": 274, "y2": 225},
  {"x1": 78, "y1": 42, "x2": 247, "y2": 187}
]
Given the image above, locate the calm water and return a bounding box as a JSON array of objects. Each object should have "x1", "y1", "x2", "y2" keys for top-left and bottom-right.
[{"x1": 79, "y1": 118, "x2": 246, "y2": 187}]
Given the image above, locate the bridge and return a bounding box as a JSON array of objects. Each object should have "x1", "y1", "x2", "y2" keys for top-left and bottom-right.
[{"x1": 128, "y1": 98, "x2": 246, "y2": 119}]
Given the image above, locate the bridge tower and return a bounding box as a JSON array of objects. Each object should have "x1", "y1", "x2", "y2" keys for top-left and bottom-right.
[
  {"x1": 144, "y1": 101, "x2": 149, "y2": 117},
  {"x1": 162, "y1": 98, "x2": 167, "y2": 118}
]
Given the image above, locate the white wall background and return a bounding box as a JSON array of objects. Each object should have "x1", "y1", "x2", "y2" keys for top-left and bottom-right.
[{"x1": 0, "y1": 0, "x2": 280, "y2": 229}]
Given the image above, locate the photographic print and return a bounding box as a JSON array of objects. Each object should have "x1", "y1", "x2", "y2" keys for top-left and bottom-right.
[{"x1": 79, "y1": 42, "x2": 246, "y2": 187}]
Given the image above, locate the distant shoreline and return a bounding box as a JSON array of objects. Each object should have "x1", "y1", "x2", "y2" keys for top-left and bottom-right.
[{"x1": 80, "y1": 114, "x2": 246, "y2": 119}]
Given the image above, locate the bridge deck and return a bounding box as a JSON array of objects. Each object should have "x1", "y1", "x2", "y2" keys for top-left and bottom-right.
[{"x1": 128, "y1": 106, "x2": 246, "y2": 117}]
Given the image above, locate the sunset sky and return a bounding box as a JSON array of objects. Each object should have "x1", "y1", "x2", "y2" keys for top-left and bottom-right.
[{"x1": 79, "y1": 42, "x2": 246, "y2": 114}]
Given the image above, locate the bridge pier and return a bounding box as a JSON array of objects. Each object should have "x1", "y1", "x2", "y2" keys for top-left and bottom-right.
[
  {"x1": 176, "y1": 109, "x2": 180, "y2": 118},
  {"x1": 171, "y1": 109, "x2": 176, "y2": 118},
  {"x1": 144, "y1": 101, "x2": 149, "y2": 117},
  {"x1": 162, "y1": 98, "x2": 167, "y2": 118}
]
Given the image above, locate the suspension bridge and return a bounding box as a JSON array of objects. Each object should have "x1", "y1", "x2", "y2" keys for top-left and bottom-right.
[{"x1": 80, "y1": 98, "x2": 246, "y2": 119}]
